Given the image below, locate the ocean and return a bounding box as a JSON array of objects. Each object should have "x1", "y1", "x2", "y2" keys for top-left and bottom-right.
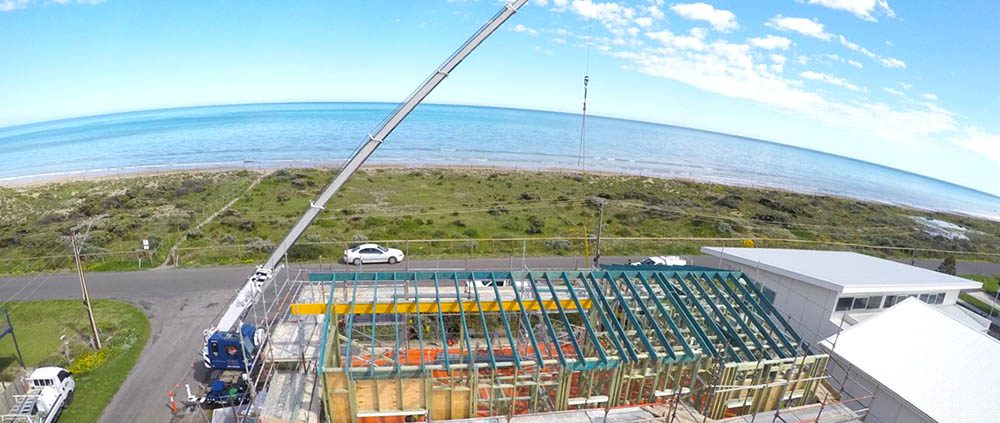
[{"x1": 1, "y1": 102, "x2": 998, "y2": 220}]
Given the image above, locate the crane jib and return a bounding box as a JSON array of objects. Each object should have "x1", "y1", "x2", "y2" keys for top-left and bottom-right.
[{"x1": 203, "y1": 0, "x2": 529, "y2": 359}]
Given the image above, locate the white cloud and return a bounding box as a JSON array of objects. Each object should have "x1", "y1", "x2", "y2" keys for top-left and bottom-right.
[
  {"x1": 801, "y1": 70, "x2": 866, "y2": 92},
  {"x1": 952, "y1": 127, "x2": 1000, "y2": 162},
  {"x1": 2, "y1": 0, "x2": 103, "y2": 11},
  {"x1": 805, "y1": 0, "x2": 895, "y2": 22},
  {"x1": 796, "y1": 55, "x2": 810, "y2": 65},
  {"x1": 847, "y1": 59, "x2": 863, "y2": 68},
  {"x1": 882, "y1": 87, "x2": 905, "y2": 96},
  {"x1": 566, "y1": 0, "x2": 635, "y2": 26},
  {"x1": 512, "y1": 24, "x2": 539, "y2": 36},
  {"x1": 899, "y1": 82, "x2": 913, "y2": 90},
  {"x1": 552, "y1": 37, "x2": 568, "y2": 45},
  {"x1": 837, "y1": 34, "x2": 906, "y2": 68},
  {"x1": 669, "y1": 2, "x2": 739, "y2": 32},
  {"x1": 767, "y1": 15, "x2": 831, "y2": 40},
  {"x1": 533, "y1": 0, "x2": 550, "y2": 6},
  {"x1": 634, "y1": 16, "x2": 653, "y2": 27},
  {"x1": 922, "y1": 93, "x2": 938, "y2": 101},
  {"x1": 646, "y1": 5, "x2": 664, "y2": 20},
  {"x1": 646, "y1": 30, "x2": 706, "y2": 51},
  {"x1": 749, "y1": 35, "x2": 792, "y2": 50},
  {"x1": 767, "y1": 16, "x2": 904, "y2": 69}
]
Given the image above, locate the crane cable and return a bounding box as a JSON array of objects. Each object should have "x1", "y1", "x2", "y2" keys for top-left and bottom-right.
[{"x1": 577, "y1": 16, "x2": 593, "y2": 170}]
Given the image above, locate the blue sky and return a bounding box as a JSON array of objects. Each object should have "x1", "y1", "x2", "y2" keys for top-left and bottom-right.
[{"x1": 1, "y1": 0, "x2": 998, "y2": 194}]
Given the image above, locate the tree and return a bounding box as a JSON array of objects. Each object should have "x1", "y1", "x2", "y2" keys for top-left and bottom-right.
[{"x1": 937, "y1": 255, "x2": 957, "y2": 275}]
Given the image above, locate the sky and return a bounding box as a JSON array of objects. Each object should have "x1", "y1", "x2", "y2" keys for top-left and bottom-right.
[{"x1": 1, "y1": 0, "x2": 998, "y2": 195}]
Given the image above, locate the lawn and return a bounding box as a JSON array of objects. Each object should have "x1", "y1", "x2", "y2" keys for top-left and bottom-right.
[{"x1": 0, "y1": 300, "x2": 150, "y2": 423}]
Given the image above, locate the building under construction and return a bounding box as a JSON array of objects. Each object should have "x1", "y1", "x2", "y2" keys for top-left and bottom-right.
[{"x1": 286, "y1": 269, "x2": 834, "y2": 422}]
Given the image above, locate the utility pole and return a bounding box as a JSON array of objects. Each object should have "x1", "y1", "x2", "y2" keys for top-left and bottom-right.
[
  {"x1": 593, "y1": 200, "x2": 605, "y2": 268},
  {"x1": 71, "y1": 235, "x2": 102, "y2": 350}
]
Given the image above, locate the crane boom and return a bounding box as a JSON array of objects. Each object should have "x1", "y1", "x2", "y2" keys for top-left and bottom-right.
[{"x1": 210, "y1": 0, "x2": 529, "y2": 335}]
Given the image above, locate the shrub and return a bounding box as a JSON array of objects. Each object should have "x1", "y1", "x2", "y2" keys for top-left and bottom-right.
[
  {"x1": 186, "y1": 229, "x2": 204, "y2": 239},
  {"x1": 462, "y1": 228, "x2": 480, "y2": 238},
  {"x1": 108, "y1": 215, "x2": 137, "y2": 236},
  {"x1": 220, "y1": 233, "x2": 237, "y2": 244},
  {"x1": 350, "y1": 233, "x2": 368, "y2": 247},
  {"x1": 245, "y1": 237, "x2": 274, "y2": 253},
  {"x1": 68, "y1": 349, "x2": 108, "y2": 375},
  {"x1": 488, "y1": 205, "x2": 509, "y2": 216},
  {"x1": 519, "y1": 192, "x2": 540, "y2": 201},
  {"x1": 289, "y1": 243, "x2": 323, "y2": 261},
  {"x1": 451, "y1": 220, "x2": 467, "y2": 228},
  {"x1": 715, "y1": 220, "x2": 734, "y2": 236},
  {"x1": 305, "y1": 234, "x2": 322, "y2": 243},
  {"x1": 276, "y1": 190, "x2": 291, "y2": 203},
  {"x1": 526, "y1": 216, "x2": 545, "y2": 234},
  {"x1": 544, "y1": 239, "x2": 572, "y2": 253}
]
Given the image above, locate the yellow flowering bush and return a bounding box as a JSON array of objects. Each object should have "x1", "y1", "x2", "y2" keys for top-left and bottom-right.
[{"x1": 68, "y1": 349, "x2": 108, "y2": 375}]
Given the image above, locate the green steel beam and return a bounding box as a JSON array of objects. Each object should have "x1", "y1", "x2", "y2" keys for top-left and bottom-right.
[
  {"x1": 601, "y1": 272, "x2": 659, "y2": 360},
  {"x1": 368, "y1": 273, "x2": 379, "y2": 377},
  {"x1": 540, "y1": 272, "x2": 586, "y2": 364},
  {"x1": 558, "y1": 271, "x2": 609, "y2": 365},
  {"x1": 715, "y1": 274, "x2": 788, "y2": 359},
  {"x1": 488, "y1": 272, "x2": 522, "y2": 369},
  {"x1": 683, "y1": 272, "x2": 751, "y2": 361},
  {"x1": 449, "y1": 272, "x2": 477, "y2": 367},
  {"x1": 392, "y1": 273, "x2": 402, "y2": 374},
  {"x1": 585, "y1": 272, "x2": 640, "y2": 361},
  {"x1": 730, "y1": 275, "x2": 798, "y2": 356},
  {"x1": 410, "y1": 276, "x2": 427, "y2": 374},
  {"x1": 509, "y1": 271, "x2": 546, "y2": 366},
  {"x1": 650, "y1": 272, "x2": 714, "y2": 359},
  {"x1": 432, "y1": 273, "x2": 451, "y2": 371},
  {"x1": 576, "y1": 272, "x2": 633, "y2": 362},
  {"x1": 343, "y1": 273, "x2": 360, "y2": 372},
  {"x1": 702, "y1": 272, "x2": 767, "y2": 360},
  {"x1": 525, "y1": 273, "x2": 569, "y2": 368},
  {"x1": 635, "y1": 272, "x2": 694, "y2": 360},
  {"x1": 615, "y1": 273, "x2": 675, "y2": 362},
  {"x1": 468, "y1": 272, "x2": 498, "y2": 369}
]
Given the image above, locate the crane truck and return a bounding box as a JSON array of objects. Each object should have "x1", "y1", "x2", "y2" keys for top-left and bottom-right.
[{"x1": 190, "y1": 0, "x2": 529, "y2": 410}]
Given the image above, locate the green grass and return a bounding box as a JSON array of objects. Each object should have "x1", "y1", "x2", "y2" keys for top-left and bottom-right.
[
  {"x1": 960, "y1": 293, "x2": 1000, "y2": 316},
  {"x1": 3, "y1": 167, "x2": 1000, "y2": 274},
  {"x1": 0, "y1": 300, "x2": 151, "y2": 423},
  {"x1": 962, "y1": 275, "x2": 999, "y2": 295}
]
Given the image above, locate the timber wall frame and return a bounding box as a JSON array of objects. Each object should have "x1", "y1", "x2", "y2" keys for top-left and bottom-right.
[{"x1": 303, "y1": 270, "x2": 827, "y2": 422}]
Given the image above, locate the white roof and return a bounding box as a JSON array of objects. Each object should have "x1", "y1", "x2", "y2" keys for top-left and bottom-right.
[
  {"x1": 701, "y1": 247, "x2": 981, "y2": 294},
  {"x1": 819, "y1": 298, "x2": 1000, "y2": 423}
]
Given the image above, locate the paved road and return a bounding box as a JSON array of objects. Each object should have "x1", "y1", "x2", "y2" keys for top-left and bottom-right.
[{"x1": 1, "y1": 254, "x2": 997, "y2": 422}]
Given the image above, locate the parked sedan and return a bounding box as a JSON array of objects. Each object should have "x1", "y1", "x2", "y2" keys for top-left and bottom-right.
[{"x1": 343, "y1": 243, "x2": 405, "y2": 265}]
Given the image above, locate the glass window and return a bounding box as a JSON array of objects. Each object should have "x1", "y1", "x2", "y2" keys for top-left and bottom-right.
[
  {"x1": 884, "y1": 296, "x2": 898, "y2": 307},
  {"x1": 866, "y1": 296, "x2": 883, "y2": 309},
  {"x1": 762, "y1": 286, "x2": 777, "y2": 304},
  {"x1": 919, "y1": 294, "x2": 930, "y2": 303},
  {"x1": 853, "y1": 297, "x2": 868, "y2": 310},
  {"x1": 933, "y1": 293, "x2": 945, "y2": 304},
  {"x1": 836, "y1": 297, "x2": 853, "y2": 311},
  {"x1": 57, "y1": 370, "x2": 71, "y2": 381},
  {"x1": 378, "y1": 247, "x2": 388, "y2": 253}
]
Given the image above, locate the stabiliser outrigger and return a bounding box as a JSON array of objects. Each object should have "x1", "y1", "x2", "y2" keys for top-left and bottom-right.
[{"x1": 187, "y1": 0, "x2": 530, "y2": 411}]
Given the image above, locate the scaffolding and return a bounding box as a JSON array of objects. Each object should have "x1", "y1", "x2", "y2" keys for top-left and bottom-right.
[{"x1": 296, "y1": 270, "x2": 831, "y2": 422}]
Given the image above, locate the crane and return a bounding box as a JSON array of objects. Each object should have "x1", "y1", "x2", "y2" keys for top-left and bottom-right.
[{"x1": 196, "y1": 0, "x2": 530, "y2": 405}]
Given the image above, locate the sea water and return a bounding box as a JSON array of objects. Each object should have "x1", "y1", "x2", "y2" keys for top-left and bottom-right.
[{"x1": 1, "y1": 102, "x2": 998, "y2": 220}]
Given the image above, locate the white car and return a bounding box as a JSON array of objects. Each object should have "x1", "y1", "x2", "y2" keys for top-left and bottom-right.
[
  {"x1": 632, "y1": 255, "x2": 687, "y2": 266},
  {"x1": 343, "y1": 243, "x2": 404, "y2": 265}
]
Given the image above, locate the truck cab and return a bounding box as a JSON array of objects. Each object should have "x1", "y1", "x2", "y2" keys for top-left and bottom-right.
[
  {"x1": 204, "y1": 323, "x2": 258, "y2": 370},
  {"x1": 1, "y1": 367, "x2": 75, "y2": 423}
]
